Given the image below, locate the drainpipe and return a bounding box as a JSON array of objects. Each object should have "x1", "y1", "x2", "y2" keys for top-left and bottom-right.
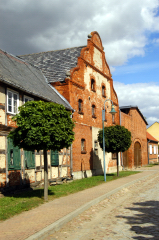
[
  {"x1": 70, "y1": 112, "x2": 74, "y2": 177},
  {"x1": 147, "y1": 140, "x2": 151, "y2": 165}
]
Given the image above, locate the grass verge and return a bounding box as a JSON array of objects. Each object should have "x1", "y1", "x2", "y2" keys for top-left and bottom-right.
[
  {"x1": 145, "y1": 162, "x2": 159, "y2": 167},
  {"x1": 0, "y1": 171, "x2": 139, "y2": 221}
]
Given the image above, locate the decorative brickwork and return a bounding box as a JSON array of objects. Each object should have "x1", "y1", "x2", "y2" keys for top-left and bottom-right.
[{"x1": 52, "y1": 32, "x2": 120, "y2": 176}]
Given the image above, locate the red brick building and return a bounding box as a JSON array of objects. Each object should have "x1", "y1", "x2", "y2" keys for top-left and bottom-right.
[
  {"x1": 120, "y1": 106, "x2": 148, "y2": 169},
  {"x1": 147, "y1": 132, "x2": 158, "y2": 164},
  {"x1": 20, "y1": 31, "x2": 120, "y2": 178}
]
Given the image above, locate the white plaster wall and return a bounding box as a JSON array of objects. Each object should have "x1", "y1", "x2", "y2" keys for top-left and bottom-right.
[
  {"x1": 0, "y1": 173, "x2": 5, "y2": 185},
  {"x1": 0, "y1": 136, "x2": 5, "y2": 149},
  {"x1": 0, "y1": 86, "x2": 5, "y2": 104},
  {"x1": 0, "y1": 109, "x2": 5, "y2": 124},
  {"x1": 92, "y1": 126, "x2": 111, "y2": 174},
  {"x1": 84, "y1": 66, "x2": 110, "y2": 98},
  {"x1": 93, "y1": 48, "x2": 103, "y2": 71},
  {"x1": 51, "y1": 167, "x2": 58, "y2": 178},
  {"x1": 25, "y1": 169, "x2": 35, "y2": 182},
  {"x1": 73, "y1": 170, "x2": 95, "y2": 180},
  {"x1": 36, "y1": 172, "x2": 41, "y2": 182},
  {"x1": 36, "y1": 155, "x2": 40, "y2": 166},
  {"x1": 0, "y1": 154, "x2": 6, "y2": 168}
]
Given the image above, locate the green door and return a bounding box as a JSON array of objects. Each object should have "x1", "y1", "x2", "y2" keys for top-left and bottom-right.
[
  {"x1": 24, "y1": 150, "x2": 35, "y2": 169},
  {"x1": 8, "y1": 138, "x2": 21, "y2": 170}
]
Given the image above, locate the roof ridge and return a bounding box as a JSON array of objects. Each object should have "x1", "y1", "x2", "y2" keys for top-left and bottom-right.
[{"x1": 18, "y1": 45, "x2": 86, "y2": 57}]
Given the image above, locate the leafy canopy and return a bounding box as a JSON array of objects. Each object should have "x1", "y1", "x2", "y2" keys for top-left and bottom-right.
[
  {"x1": 8, "y1": 101, "x2": 75, "y2": 151},
  {"x1": 98, "y1": 125, "x2": 131, "y2": 153}
]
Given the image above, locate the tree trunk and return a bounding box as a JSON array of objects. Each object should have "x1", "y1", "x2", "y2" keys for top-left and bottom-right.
[
  {"x1": 44, "y1": 149, "x2": 48, "y2": 201},
  {"x1": 117, "y1": 152, "x2": 119, "y2": 177}
]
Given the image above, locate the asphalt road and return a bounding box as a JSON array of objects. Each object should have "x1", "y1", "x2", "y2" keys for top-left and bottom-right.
[{"x1": 44, "y1": 172, "x2": 159, "y2": 240}]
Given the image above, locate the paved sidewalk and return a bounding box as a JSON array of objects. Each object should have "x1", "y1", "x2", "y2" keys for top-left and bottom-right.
[{"x1": 0, "y1": 166, "x2": 159, "y2": 240}]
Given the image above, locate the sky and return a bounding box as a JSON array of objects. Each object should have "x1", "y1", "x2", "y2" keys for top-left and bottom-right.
[{"x1": 1, "y1": 0, "x2": 159, "y2": 127}]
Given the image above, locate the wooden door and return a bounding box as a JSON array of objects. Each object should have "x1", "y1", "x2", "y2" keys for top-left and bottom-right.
[
  {"x1": 123, "y1": 151, "x2": 128, "y2": 169},
  {"x1": 134, "y1": 142, "x2": 141, "y2": 168}
]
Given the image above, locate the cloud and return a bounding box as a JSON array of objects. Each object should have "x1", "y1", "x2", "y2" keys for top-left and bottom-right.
[
  {"x1": 114, "y1": 81, "x2": 159, "y2": 126},
  {"x1": 0, "y1": 0, "x2": 159, "y2": 67}
]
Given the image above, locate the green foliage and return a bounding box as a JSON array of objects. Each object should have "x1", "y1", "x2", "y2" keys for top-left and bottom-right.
[
  {"x1": 98, "y1": 125, "x2": 131, "y2": 153},
  {"x1": 8, "y1": 101, "x2": 75, "y2": 151}
]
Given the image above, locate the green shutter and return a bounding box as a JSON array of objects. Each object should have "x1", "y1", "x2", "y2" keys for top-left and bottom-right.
[
  {"x1": 51, "y1": 150, "x2": 59, "y2": 166},
  {"x1": 24, "y1": 150, "x2": 35, "y2": 169},
  {"x1": 8, "y1": 138, "x2": 21, "y2": 170}
]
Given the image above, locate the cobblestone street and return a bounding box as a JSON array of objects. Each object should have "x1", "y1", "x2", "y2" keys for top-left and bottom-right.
[{"x1": 45, "y1": 173, "x2": 159, "y2": 240}]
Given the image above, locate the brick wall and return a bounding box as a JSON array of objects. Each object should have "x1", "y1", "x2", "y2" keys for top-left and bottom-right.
[
  {"x1": 121, "y1": 108, "x2": 148, "y2": 168},
  {"x1": 52, "y1": 31, "x2": 120, "y2": 174}
]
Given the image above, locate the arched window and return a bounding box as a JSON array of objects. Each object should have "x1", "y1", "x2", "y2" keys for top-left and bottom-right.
[
  {"x1": 81, "y1": 138, "x2": 86, "y2": 153},
  {"x1": 102, "y1": 85, "x2": 106, "y2": 97},
  {"x1": 91, "y1": 79, "x2": 95, "y2": 91},
  {"x1": 78, "y1": 99, "x2": 83, "y2": 114},
  {"x1": 92, "y1": 104, "x2": 96, "y2": 118}
]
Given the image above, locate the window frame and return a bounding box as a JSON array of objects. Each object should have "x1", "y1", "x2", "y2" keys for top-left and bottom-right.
[
  {"x1": 91, "y1": 79, "x2": 96, "y2": 92},
  {"x1": 92, "y1": 104, "x2": 96, "y2": 118},
  {"x1": 149, "y1": 145, "x2": 152, "y2": 154},
  {"x1": 24, "y1": 95, "x2": 34, "y2": 103},
  {"x1": 81, "y1": 138, "x2": 86, "y2": 154},
  {"x1": 7, "y1": 88, "x2": 19, "y2": 114},
  {"x1": 78, "y1": 99, "x2": 84, "y2": 114},
  {"x1": 102, "y1": 85, "x2": 106, "y2": 98}
]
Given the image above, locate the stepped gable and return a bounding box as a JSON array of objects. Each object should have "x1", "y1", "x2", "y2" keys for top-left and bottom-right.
[{"x1": 19, "y1": 46, "x2": 85, "y2": 83}]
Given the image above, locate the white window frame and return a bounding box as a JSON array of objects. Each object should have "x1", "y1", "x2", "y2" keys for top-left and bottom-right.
[
  {"x1": 7, "y1": 88, "x2": 19, "y2": 114},
  {"x1": 24, "y1": 95, "x2": 34, "y2": 103},
  {"x1": 154, "y1": 145, "x2": 156, "y2": 154},
  {"x1": 149, "y1": 145, "x2": 152, "y2": 154}
]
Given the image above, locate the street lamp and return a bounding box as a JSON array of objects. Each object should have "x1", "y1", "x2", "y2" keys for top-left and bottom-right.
[{"x1": 102, "y1": 99, "x2": 117, "y2": 182}]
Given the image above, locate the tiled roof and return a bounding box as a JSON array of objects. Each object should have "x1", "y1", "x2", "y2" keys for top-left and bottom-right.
[
  {"x1": 19, "y1": 46, "x2": 85, "y2": 83},
  {"x1": 0, "y1": 49, "x2": 73, "y2": 111},
  {"x1": 147, "y1": 132, "x2": 158, "y2": 142}
]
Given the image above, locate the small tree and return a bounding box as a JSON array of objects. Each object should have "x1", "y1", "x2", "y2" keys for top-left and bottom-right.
[
  {"x1": 8, "y1": 101, "x2": 75, "y2": 200},
  {"x1": 98, "y1": 125, "x2": 131, "y2": 176}
]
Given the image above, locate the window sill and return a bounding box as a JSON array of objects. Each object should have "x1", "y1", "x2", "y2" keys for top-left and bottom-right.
[
  {"x1": 78, "y1": 111, "x2": 84, "y2": 115},
  {"x1": 7, "y1": 112, "x2": 17, "y2": 116},
  {"x1": 91, "y1": 89, "x2": 96, "y2": 92},
  {"x1": 81, "y1": 150, "x2": 87, "y2": 154},
  {"x1": 102, "y1": 95, "x2": 106, "y2": 98},
  {"x1": 92, "y1": 115, "x2": 97, "y2": 119}
]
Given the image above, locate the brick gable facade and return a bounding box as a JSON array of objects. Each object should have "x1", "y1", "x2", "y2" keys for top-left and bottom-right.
[
  {"x1": 120, "y1": 106, "x2": 148, "y2": 169},
  {"x1": 51, "y1": 32, "x2": 120, "y2": 178}
]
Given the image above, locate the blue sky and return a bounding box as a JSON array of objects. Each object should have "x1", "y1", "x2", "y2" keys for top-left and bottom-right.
[
  {"x1": 113, "y1": 38, "x2": 159, "y2": 85},
  {"x1": 0, "y1": 0, "x2": 159, "y2": 126}
]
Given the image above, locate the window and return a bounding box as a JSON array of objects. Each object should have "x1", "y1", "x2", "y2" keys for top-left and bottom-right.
[
  {"x1": 112, "y1": 153, "x2": 117, "y2": 159},
  {"x1": 8, "y1": 138, "x2": 21, "y2": 170},
  {"x1": 94, "y1": 140, "x2": 98, "y2": 155},
  {"x1": 51, "y1": 150, "x2": 59, "y2": 166},
  {"x1": 112, "y1": 114, "x2": 115, "y2": 124},
  {"x1": 154, "y1": 145, "x2": 156, "y2": 154},
  {"x1": 92, "y1": 104, "x2": 96, "y2": 118},
  {"x1": 91, "y1": 79, "x2": 95, "y2": 91},
  {"x1": 81, "y1": 139, "x2": 86, "y2": 153},
  {"x1": 78, "y1": 99, "x2": 83, "y2": 114},
  {"x1": 149, "y1": 145, "x2": 152, "y2": 154},
  {"x1": 7, "y1": 89, "x2": 19, "y2": 114},
  {"x1": 102, "y1": 85, "x2": 106, "y2": 97},
  {"x1": 24, "y1": 95, "x2": 34, "y2": 103}
]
